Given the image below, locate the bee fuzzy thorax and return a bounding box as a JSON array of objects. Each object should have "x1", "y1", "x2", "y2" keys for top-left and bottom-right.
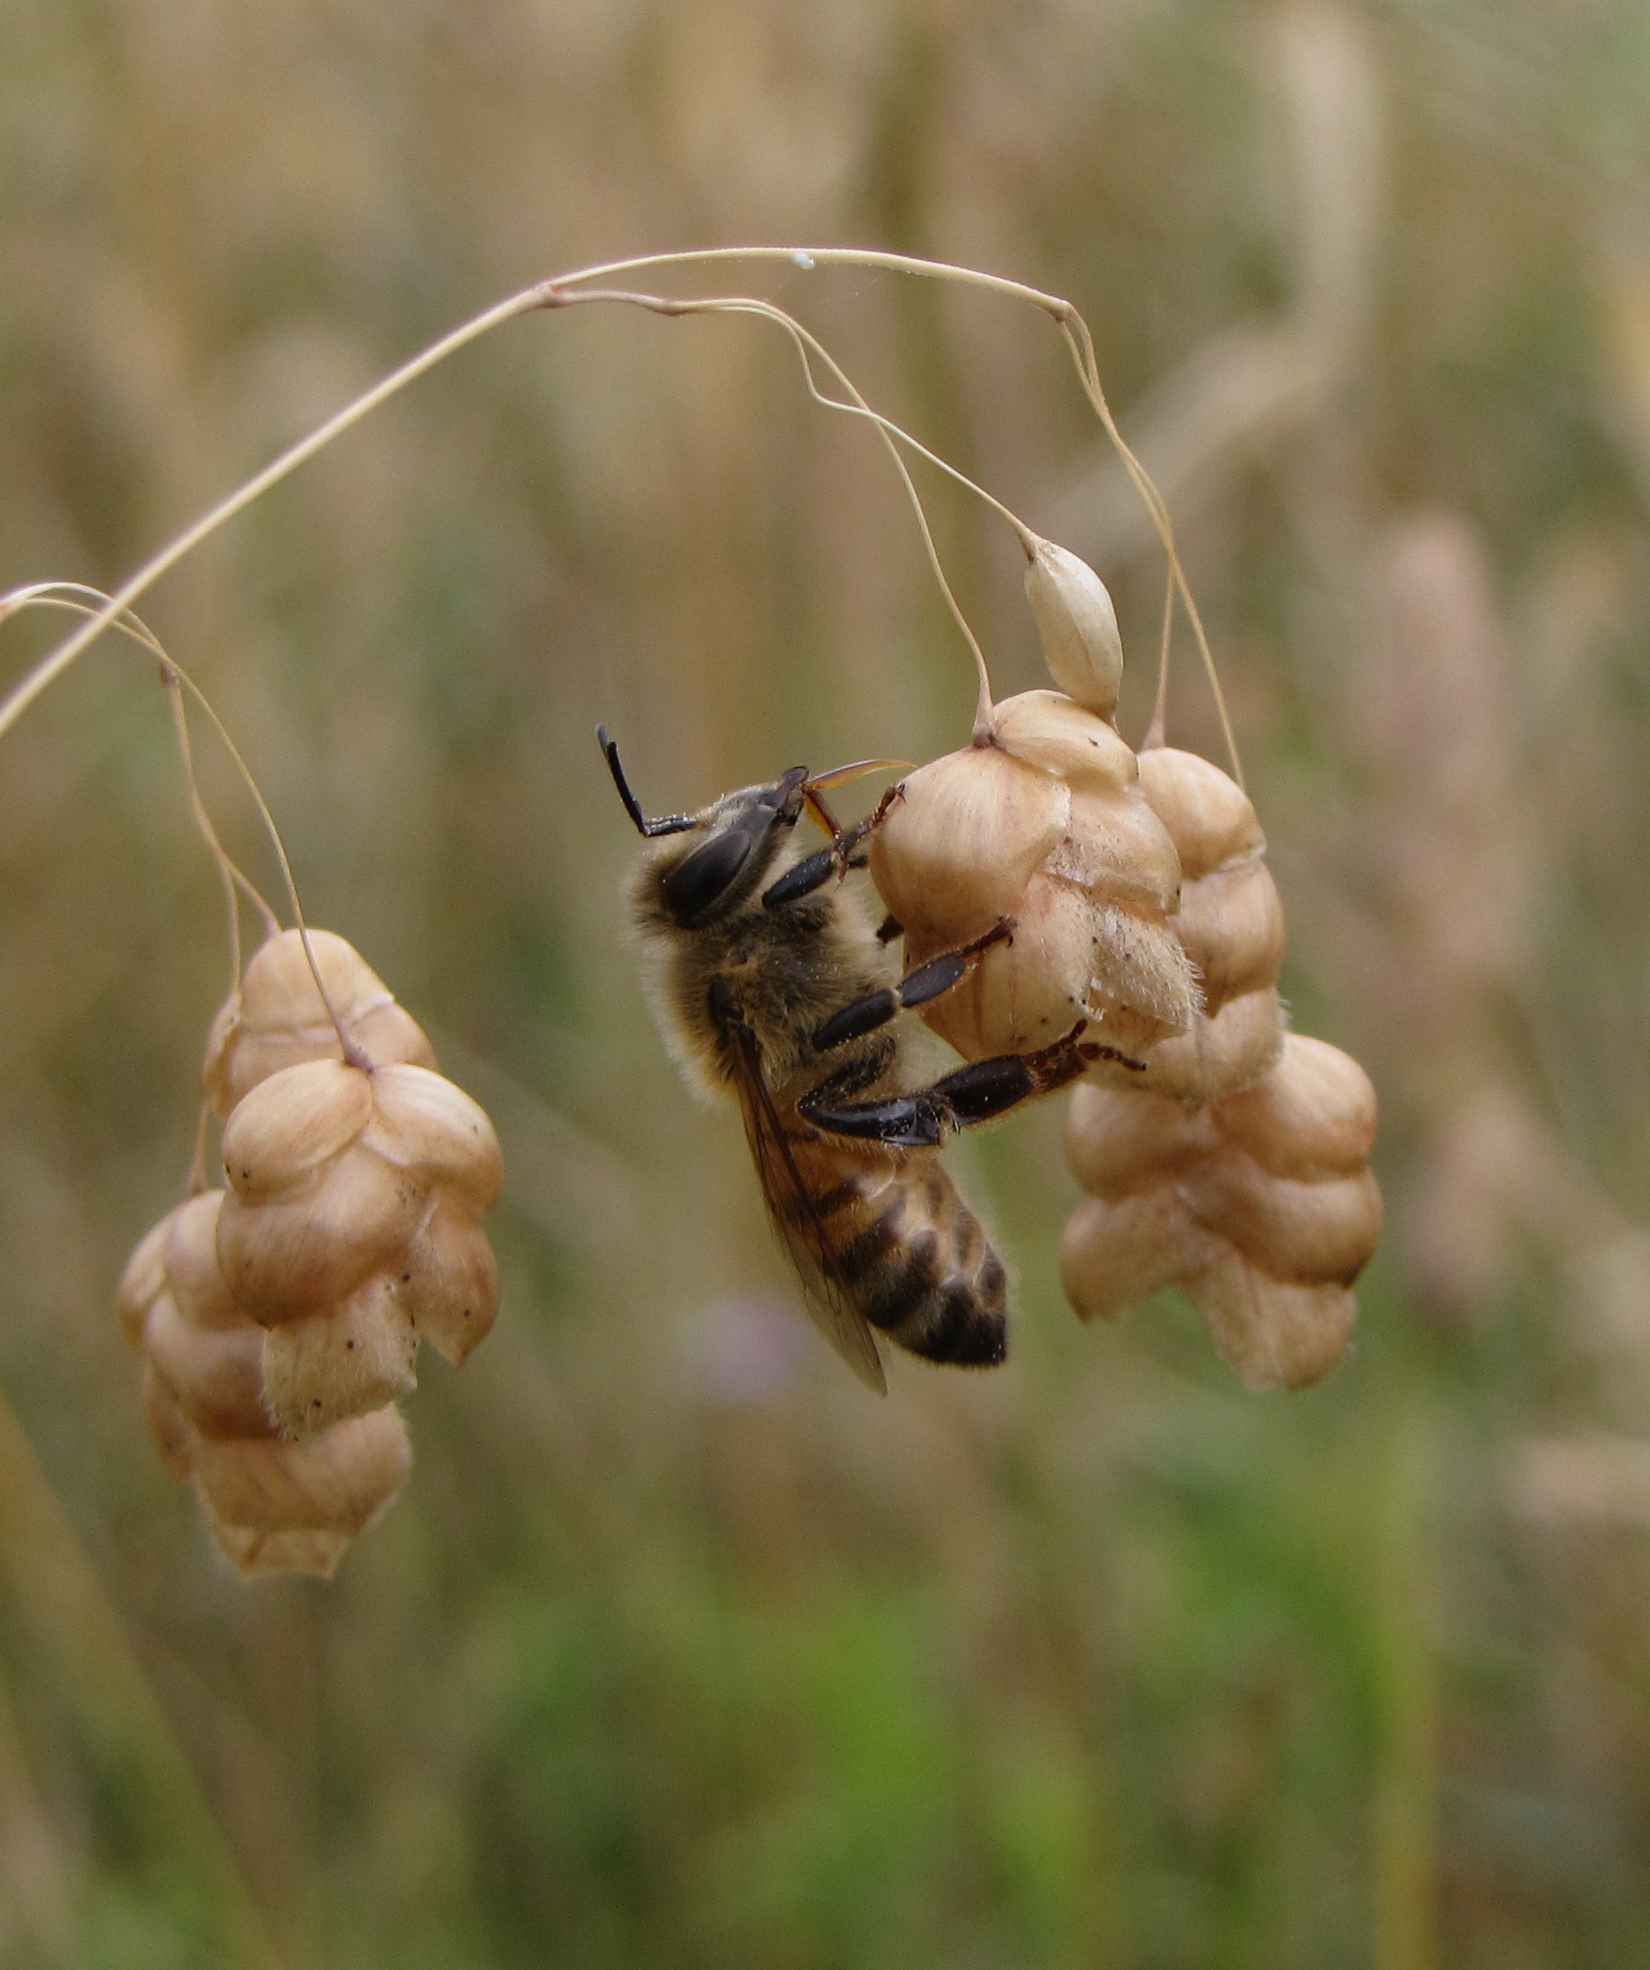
[{"x1": 630, "y1": 788, "x2": 887, "y2": 1102}]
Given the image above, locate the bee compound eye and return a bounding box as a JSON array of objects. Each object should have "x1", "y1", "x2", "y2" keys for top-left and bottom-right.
[{"x1": 661, "y1": 828, "x2": 755, "y2": 923}]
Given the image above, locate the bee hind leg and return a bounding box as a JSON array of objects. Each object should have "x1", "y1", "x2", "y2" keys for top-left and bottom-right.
[
  {"x1": 801, "y1": 1019, "x2": 1127, "y2": 1150},
  {"x1": 810, "y1": 920, "x2": 1014, "y2": 1054}
]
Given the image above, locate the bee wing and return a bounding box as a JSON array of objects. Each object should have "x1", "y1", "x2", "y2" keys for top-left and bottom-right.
[{"x1": 728, "y1": 1028, "x2": 888, "y2": 1396}]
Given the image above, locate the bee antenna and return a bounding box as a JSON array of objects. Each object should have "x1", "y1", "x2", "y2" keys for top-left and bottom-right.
[{"x1": 597, "y1": 725, "x2": 696, "y2": 838}]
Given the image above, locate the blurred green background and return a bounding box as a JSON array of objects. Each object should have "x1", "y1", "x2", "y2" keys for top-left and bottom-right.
[{"x1": 4, "y1": 1, "x2": 1650, "y2": 1964}]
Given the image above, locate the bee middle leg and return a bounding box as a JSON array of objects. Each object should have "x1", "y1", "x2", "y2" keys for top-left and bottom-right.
[
  {"x1": 800, "y1": 1020, "x2": 1139, "y2": 1150},
  {"x1": 809, "y1": 920, "x2": 1015, "y2": 1055}
]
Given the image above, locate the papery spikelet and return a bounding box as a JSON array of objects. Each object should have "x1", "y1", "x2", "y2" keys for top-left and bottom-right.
[
  {"x1": 216, "y1": 1056, "x2": 503, "y2": 1436},
  {"x1": 162, "y1": 1190, "x2": 247, "y2": 1330},
  {"x1": 216, "y1": 1151, "x2": 423, "y2": 1321},
  {"x1": 870, "y1": 744, "x2": 1068, "y2": 946},
  {"x1": 218, "y1": 1067, "x2": 422, "y2": 1319},
  {"x1": 1062, "y1": 1081, "x2": 1209, "y2": 1195},
  {"x1": 1061, "y1": 1189, "x2": 1222, "y2": 1324},
  {"x1": 1135, "y1": 747, "x2": 1263, "y2": 874},
  {"x1": 1024, "y1": 537, "x2": 1124, "y2": 717},
  {"x1": 118, "y1": 1193, "x2": 272, "y2": 1445},
  {"x1": 142, "y1": 1297, "x2": 269, "y2": 1442},
  {"x1": 359, "y1": 1064, "x2": 504, "y2": 1212},
  {"x1": 1129, "y1": 748, "x2": 1287, "y2": 1101},
  {"x1": 1060, "y1": 743, "x2": 1379, "y2": 1388},
  {"x1": 260, "y1": 1274, "x2": 419, "y2": 1438},
  {"x1": 220, "y1": 1059, "x2": 374, "y2": 1198},
  {"x1": 396, "y1": 1196, "x2": 502, "y2": 1366},
  {"x1": 192, "y1": 1407, "x2": 413, "y2": 1580},
  {"x1": 989, "y1": 693, "x2": 1142, "y2": 799},
  {"x1": 1189, "y1": 1264, "x2": 1358, "y2": 1393},
  {"x1": 204, "y1": 928, "x2": 436, "y2": 1116},
  {"x1": 1137, "y1": 987, "x2": 1285, "y2": 1106},
  {"x1": 1217, "y1": 1033, "x2": 1378, "y2": 1175}
]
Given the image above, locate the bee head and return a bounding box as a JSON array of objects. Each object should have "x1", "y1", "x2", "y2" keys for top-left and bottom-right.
[{"x1": 599, "y1": 727, "x2": 808, "y2": 929}]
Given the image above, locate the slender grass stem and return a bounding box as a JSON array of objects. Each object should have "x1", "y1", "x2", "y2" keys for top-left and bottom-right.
[
  {"x1": 2, "y1": 245, "x2": 1222, "y2": 758},
  {"x1": 0, "y1": 588, "x2": 356, "y2": 1064}
]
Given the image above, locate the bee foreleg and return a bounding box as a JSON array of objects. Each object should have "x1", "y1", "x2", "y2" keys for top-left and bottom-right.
[
  {"x1": 810, "y1": 920, "x2": 1014, "y2": 1054},
  {"x1": 760, "y1": 784, "x2": 904, "y2": 911}
]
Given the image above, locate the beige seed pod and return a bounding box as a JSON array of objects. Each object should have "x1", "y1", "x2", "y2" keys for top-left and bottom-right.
[
  {"x1": 191, "y1": 1407, "x2": 412, "y2": 1580},
  {"x1": 396, "y1": 1195, "x2": 502, "y2": 1367},
  {"x1": 869, "y1": 690, "x2": 1197, "y2": 1064},
  {"x1": 1135, "y1": 747, "x2": 1263, "y2": 873},
  {"x1": 1024, "y1": 537, "x2": 1124, "y2": 717},
  {"x1": 1185, "y1": 1159, "x2": 1383, "y2": 1282},
  {"x1": 358, "y1": 1064, "x2": 505, "y2": 1213},
  {"x1": 1061, "y1": 1189, "x2": 1223, "y2": 1325},
  {"x1": 204, "y1": 927, "x2": 436, "y2": 1117}
]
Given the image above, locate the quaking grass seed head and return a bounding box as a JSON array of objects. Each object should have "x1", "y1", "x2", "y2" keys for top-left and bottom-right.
[
  {"x1": 869, "y1": 689, "x2": 1198, "y2": 1062},
  {"x1": 119, "y1": 920, "x2": 504, "y2": 1572}
]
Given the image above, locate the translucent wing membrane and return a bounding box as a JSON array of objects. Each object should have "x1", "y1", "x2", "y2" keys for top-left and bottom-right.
[{"x1": 727, "y1": 1023, "x2": 888, "y2": 1395}]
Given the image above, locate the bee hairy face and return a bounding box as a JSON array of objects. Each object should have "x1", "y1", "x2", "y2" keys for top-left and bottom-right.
[
  {"x1": 654, "y1": 771, "x2": 810, "y2": 928},
  {"x1": 597, "y1": 728, "x2": 814, "y2": 931}
]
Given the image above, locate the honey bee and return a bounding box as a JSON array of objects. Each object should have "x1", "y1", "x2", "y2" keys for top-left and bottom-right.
[{"x1": 598, "y1": 727, "x2": 1107, "y2": 1393}]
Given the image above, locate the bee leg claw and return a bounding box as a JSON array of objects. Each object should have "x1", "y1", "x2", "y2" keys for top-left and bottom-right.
[{"x1": 1075, "y1": 1036, "x2": 1147, "y2": 1073}]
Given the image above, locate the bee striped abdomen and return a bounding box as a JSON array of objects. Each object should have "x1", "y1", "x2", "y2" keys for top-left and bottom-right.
[{"x1": 813, "y1": 1158, "x2": 1008, "y2": 1369}]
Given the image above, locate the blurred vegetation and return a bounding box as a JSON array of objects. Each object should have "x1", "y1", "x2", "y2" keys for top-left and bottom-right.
[{"x1": 3, "y1": 1, "x2": 1650, "y2": 1965}]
